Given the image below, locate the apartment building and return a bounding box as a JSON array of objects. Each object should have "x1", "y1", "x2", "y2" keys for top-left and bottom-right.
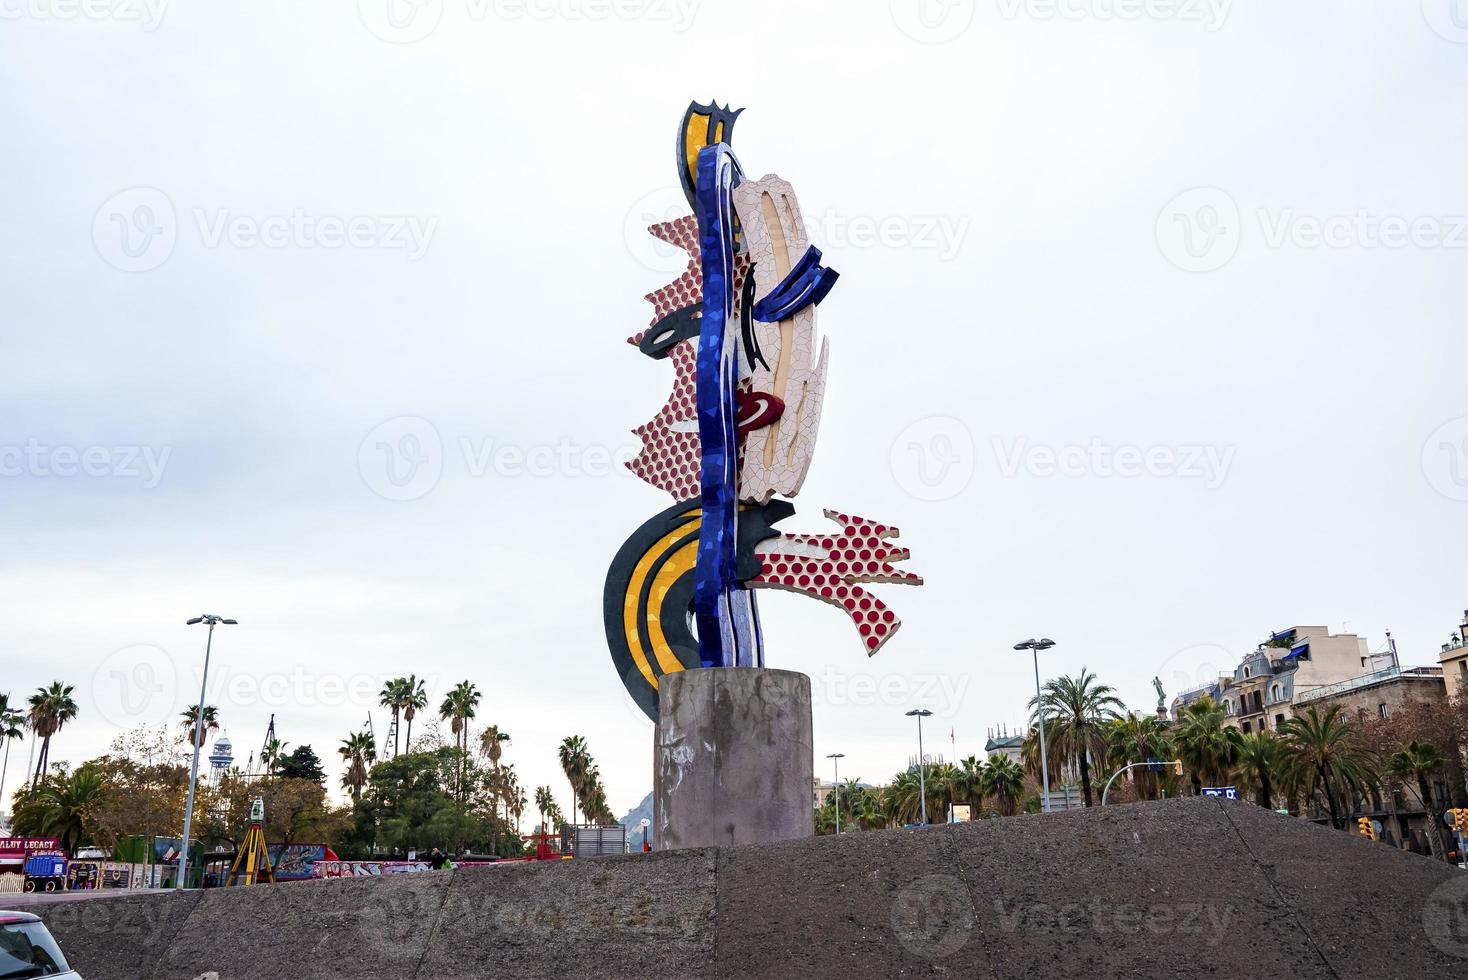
[
  {"x1": 1438, "y1": 609, "x2": 1468, "y2": 696},
  {"x1": 1171, "y1": 625, "x2": 1383, "y2": 733}
]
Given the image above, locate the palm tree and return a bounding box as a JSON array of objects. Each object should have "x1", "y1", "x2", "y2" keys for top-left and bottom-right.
[
  {"x1": 925, "y1": 762, "x2": 958, "y2": 821},
  {"x1": 954, "y1": 756, "x2": 986, "y2": 818},
  {"x1": 882, "y1": 769, "x2": 924, "y2": 826},
  {"x1": 848, "y1": 784, "x2": 886, "y2": 830},
  {"x1": 1232, "y1": 732, "x2": 1282, "y2": 810},
  {"x1": 0, "y1": 694, "x2": 25, "y2": 810},
  {"x1": 438, "y1": 681, "x2": 481, "y2": 800},
  {"x1": 1388, "y1": 741, "x2": 1448, "y2": 860},
  {"x1": 26, "y1": 682, "x2": 78, "y2": 796},
  {"x1": 1105, "y1": 714, "x2": 1174, "y2": 802},
  {"x1": 261, "y1": 737, "x2": 289, "y2": 775},
  {"x1": 1020, "y1": 723, "x2": 1065, "y2": 788},
  {"x1": 401, "y1": 676, "x2": 428, "y2": 752},
  {"x1": 438, "y1": 681, "x2": 481, "y2": 755},
  {"x1": 478, "y1": 725, "x2": 510, "y2": 809},
  {"x1": 379, "y1": 678, "x2": 409, "y2": 757},
  {"x1": 1277, "y1": 705, "x2": 1379, "y2": 830},
  {"x1": 534, "y1": 785, "x2": 559, "y2": 833},
  {"x1": 179, "y1": 704, "x2": 221, "y2": 743},
  {"x1": 338, "y1": 731, "x2": 376, "y2": 801},
  {"x1": 13, "y1": 765, "x2": 103, "y2": 853},
  {"x1": 1030, "y1": 670, "x2": 1124, "y2": 807},
  {"x1": 558, "y1": 736, "x2": 590, "y2": 826},
  {"x1": 980, "y1": 756, "x2": 1027, "y2": 816},
  {"x1": 1173, "y1": 696, "x2": 1238, "y2": 794}
]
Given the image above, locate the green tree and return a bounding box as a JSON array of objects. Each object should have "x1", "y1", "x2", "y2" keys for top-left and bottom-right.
[
  {"x1": 277, "y1": 745, "x2": 326, "y2": 784},
  {"x1": 260, "y1": 737, "x2": 289, "y2": 775},
  {"x1": 980, "y1": 756, "x2": 1027, "y2": 816},
  {"x1": 1173, "y1": 696, "x2": 1238, "y2": 793},
  {"x1": 954, "y1": 756, "x2": 986, "y2": 818},
  {"x1": 347, "y1": 748, "x2": 514, "y2": 857},
  {"x1": 1387, "y1": 740, "x2": 1449, "y2": 860},
  {"x1": 478, "y1": 725, "x2": 511, "y2": 833},
  {"x1": 401, "y1": 675, "x2": 429, "y2": 752},
  {"x1": 1232, "y1": 732, "x2": 1282, "y2": 810},
  {"x1": 439, "y1": 681, "x2": 481, "y2": 799},
  {"x1": 0, "y1": 693, "x2": 25, "y2": 808},
  {"x1": 179, "y1": 704, "x2": 220, "y2": 743},
  {"x1": 1020, "y1": 723, "x2": 1065, "y2": 789},
  {"x1": 1031, "y1": 670, "x2": 1124, "y2": 807},
  {"x1": 1278, "y1": 705, "x2": 1379, "y2": 831},
  {"x1": 379, "y1": 678, "x2": 410, "y2": 757},
  {"x1": 13, "y1": 764, "x2": 104, "y2": 853},
  {"x1": 881, "y1": 769, "x2": 924, "y2": 826},
  {"x1": 558, "y1": 735, "x2": 590, "y2": 825},
  {"x1": 1105, "y1": 714, "x2": 1174, "y2": 802},
  {"x1": 534, "y1": 785, "x2": 560, "y2": 833},
  {"x1": 339, "y1": 731, "x2": 376, "y2": 801},
  {"x1": 27, "y1": 682, "x2": 78, "y2": 797}
]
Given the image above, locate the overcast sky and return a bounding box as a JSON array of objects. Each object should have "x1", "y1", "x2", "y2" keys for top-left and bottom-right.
[{"x1": 3, "y1": 1, "x2": 1467, "y2": 818}]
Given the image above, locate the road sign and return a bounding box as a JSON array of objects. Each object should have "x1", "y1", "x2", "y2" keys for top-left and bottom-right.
[
  {"x1": 1044, "y1": 785, "x2": 1085, "y2": 812},
  {"x1": 1201, "y1": 787, "x2": 1238, "y2": 800}
]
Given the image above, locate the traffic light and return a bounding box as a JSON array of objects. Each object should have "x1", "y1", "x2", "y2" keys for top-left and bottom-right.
[
  {"x1": 1357, "y1": 817, "x2": 1377, "y2": 841},
  {"x1": 1171, "y1": 760, "x2": 1183, "y2": 775}
]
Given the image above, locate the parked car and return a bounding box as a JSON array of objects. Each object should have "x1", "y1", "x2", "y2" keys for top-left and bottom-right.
[{"x1": 0, "y1": 911, "x2": 78, "y2": 977}]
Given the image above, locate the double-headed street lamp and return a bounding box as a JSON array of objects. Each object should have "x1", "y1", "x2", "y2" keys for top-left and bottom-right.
[
  {"x1": 825, "y1": 752, "x2": 845, "y2": 834},
  {"x1": 905, "y1": 708, "x2": 933, "y2": 825},
  {"x1": 1014, "y1": 638, "x2": 1056, "y2": 813},
  {"x1": 179, "y1": 614, "x2": 237, "y2": 889}
]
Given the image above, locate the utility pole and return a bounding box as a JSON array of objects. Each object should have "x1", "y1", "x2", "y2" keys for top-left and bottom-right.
[
  {"x1": 179, "y1": 614, "x2": 237, "y2": 889},
  {"x1": 826, "y1": 752, "x2": 845, "y2": 834},
  {"x1": 906, "y1": 709, "x2": 933, "y2": 825},
  {"x1": 1015, "y1": 638, "x2": 1056, "y2": 813}
]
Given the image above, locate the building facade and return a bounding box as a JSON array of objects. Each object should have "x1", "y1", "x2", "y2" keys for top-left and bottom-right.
[
  {"x1": 1437, "y1": 609, "x2": 1468, "y2": 696},
  {"x1": 983, "y1": 727, "x2": 1024, "y2": 766},
  {"x1": 1171, "y1": 625, "x2": 1382, "y2": 733}
]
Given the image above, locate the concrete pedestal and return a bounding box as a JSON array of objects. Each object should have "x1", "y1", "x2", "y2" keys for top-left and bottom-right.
[{"x1": 654, "y1": 667, "x2": 814, "y2": 850}]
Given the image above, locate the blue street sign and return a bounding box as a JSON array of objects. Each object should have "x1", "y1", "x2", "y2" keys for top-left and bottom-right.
[{"x1": 1201, "y1": 786, "x2": 1238, "y2": 800}]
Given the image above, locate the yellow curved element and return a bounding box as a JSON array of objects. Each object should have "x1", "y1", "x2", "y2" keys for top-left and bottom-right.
[
  {"x1": 646, "y1": 538, "x2": 699, "y2": 686},
  {"x1": 622, "y1": 512, "x2": 701, "y2": 688}
]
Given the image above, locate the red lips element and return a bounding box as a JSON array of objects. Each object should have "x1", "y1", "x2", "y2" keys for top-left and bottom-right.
[{"x1": 737, "y1": 392, "x2": 785, "y2": 439}]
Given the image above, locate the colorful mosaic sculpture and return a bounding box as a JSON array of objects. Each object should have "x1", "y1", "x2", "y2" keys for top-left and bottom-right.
[{"x1": 605, "y1": 101, "x2": 923, "y2": 722}]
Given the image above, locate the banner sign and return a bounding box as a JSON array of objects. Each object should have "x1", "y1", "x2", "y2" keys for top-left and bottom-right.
[{"x1": 0, "y1": 838, "x2": 62, "y2": 854}]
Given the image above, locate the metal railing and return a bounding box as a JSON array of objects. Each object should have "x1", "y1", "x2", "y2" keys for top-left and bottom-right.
[{"x1": 1293, "y1": 666, "x2": 1443, "y2": 706}]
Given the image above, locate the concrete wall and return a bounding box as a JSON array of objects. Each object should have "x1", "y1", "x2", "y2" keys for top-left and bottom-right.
[{"x1": 23, "y1": 798, "x2": 1468, "y2": 980}]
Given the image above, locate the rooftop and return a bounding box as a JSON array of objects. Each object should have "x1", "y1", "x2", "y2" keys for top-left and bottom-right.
[{"x1": 1292, "y1": 665, "x2": 1443, "y2": 707}]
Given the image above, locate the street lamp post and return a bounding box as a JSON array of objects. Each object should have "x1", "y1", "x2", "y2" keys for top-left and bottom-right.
[
  {"x1": 905, "y1": 709, "x2": 933, "y2": 825},
  {"x1": 1014, "y1": 638, "x2": 1056, "y2": 813},
  {"x1": 179, "y1": 614, "x2": 236, "y2": 889},
  {"x1": 826, "y1": 752, "x2": 845, "y2": 834}
]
